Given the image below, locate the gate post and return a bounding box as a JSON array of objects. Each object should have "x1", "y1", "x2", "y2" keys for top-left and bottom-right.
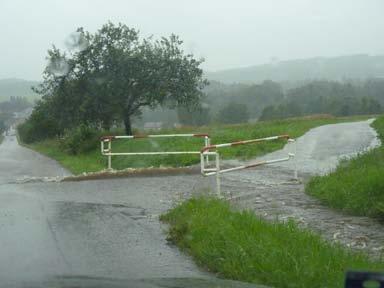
[
  {"x1": 215, "y1": 152, "x2": 221, "y2": 198},
  {"x1": 108, "y1": 140, "x2": 112, "y2": 170}
]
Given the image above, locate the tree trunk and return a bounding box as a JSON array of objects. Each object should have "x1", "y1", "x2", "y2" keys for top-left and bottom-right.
[{"x1": 123, "y1": 113, "x2": 133, "y2": 135}]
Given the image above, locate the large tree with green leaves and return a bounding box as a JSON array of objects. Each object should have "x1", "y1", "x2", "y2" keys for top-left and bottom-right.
[{"x1": 35, "y1": 22, "x2": 207, "y2": 135}]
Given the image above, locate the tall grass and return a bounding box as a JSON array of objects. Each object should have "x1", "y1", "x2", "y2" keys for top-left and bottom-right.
[
  {"x1": 161, "y1": 197, "x2": 384, "y2": 288},
  {"x1": 306, "y1": 116, "x2": 384, "y2": 219},
  {"x1": 24, "y1": 115, "x2": 370, "y2": 174}
]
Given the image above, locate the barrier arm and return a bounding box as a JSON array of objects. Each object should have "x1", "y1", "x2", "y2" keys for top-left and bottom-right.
[
  {"x1": 200, "y1": 134, "x2": 290, "y2": 153},
  {"x1": 200, "y1": 135, "x2": 297, "y2": 197}
]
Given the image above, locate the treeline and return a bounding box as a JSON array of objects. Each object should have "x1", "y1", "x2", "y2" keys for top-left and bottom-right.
[
  {"x1": 162, "y1": 80, "x2": 283, "y2": 126},
  {"x1": 16, "y1": 25, "x2": 384, "y2": 146},
  {"x1": 161, "y1": 78, "x2": 384, "y2": 126},
  {"x1": 259, "y1": 80, "x2": 383, "y2": 120}
]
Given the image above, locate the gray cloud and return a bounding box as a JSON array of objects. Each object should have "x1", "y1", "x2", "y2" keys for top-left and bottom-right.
[{"x1": 1, "y1": 0, "x2": 383, "y2": 80}]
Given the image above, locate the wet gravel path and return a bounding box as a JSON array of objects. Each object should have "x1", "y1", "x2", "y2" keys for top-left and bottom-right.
[{"x1": 219, "y1": 119, "x2": 384, "y2": 257}]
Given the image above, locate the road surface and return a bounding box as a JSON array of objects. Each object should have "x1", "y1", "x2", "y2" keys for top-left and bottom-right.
[
  {"x1": 0, "y1": 119, "x2": 382, "y2": 287},
  {"x1": 0, "y1": 135, "x2": 259, "y2": 287}
]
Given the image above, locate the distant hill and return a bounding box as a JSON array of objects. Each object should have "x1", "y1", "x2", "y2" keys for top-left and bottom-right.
[
  {"x1": 0, "y1": 78, "x2": 40, "y2": 102},
  {"x1": 206, "y1": 54, "x2": 384, "y2": 84}
]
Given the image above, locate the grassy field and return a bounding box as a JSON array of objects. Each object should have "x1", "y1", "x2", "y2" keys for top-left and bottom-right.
[
  {"x1": 305, "y1": 116, "x2": 384, "y2": 219},
  {"x1": 25, "y1": 115, "x2": 371, "y2": 175},
  {"x1": 161, "y1": 197, "x2": 384, "y2": 288}
]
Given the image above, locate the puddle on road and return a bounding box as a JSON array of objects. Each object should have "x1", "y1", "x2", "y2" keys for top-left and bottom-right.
[{"x1": 52, "y1": 200, "x2": 148, "y2": 222}]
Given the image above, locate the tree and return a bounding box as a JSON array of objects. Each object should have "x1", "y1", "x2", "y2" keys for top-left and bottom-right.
[
  {"x1": 217, "y1": 102, "x2": 249, "y2": 124},
  {"x1": 17, "y1": 99, "x2": 60, "y2": 143},
  {"x1": 34, "y1": 22, "x2": 207, "y2": 135}
]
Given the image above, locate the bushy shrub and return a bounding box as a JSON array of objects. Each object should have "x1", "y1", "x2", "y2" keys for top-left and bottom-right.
[
  {"x1": 60, "y1": 124, "x2": 101, "y2": 155},
  {"x1": 17, "y1": 101, "x2": 60, "y2": 143},
  {"x1": 61, "y1": 124, "x2": 102, "y2": 155}
]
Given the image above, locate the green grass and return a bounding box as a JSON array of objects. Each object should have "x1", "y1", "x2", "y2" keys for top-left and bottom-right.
[
  {"x1": 25, "y1": 115, "x2": 371, "y2": 175},
  {"x1": 306, "y1": 115, "x2": 384, "y2": 219},
  {"x1": 25, "y1": 139, "x2": 105, "y2": 174},
  {"x1": 160, "y1": 197, "x2": 384, "y2": 288}
]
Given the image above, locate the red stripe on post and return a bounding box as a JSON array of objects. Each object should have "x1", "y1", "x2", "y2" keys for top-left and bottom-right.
[
  {"x1": 100, "y1": 136, "x2": 115, "y2": 141},
  {"x1": 201, "y1": 145, "x2": 216, "y2": 153},
  {"x1": 133, "y1": 135, "x2": 148, "y2": 139},
  {"x1": 193, "y1": 133, "x2": 209, "y2": 138},
  {"x1": 279, "y1": 134, "x2": 290, "y2": 139}
]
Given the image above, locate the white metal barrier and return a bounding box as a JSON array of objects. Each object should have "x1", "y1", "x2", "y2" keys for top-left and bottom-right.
[
  {"x1": 200, "y1": 135, "x2": 297, "y2": 197},
  {"x1": 100, "y1": 133, "x2": 297, "y2": 199},
  {"x1": 100, "y1": 133, "x2": 211, "y2": 170}
]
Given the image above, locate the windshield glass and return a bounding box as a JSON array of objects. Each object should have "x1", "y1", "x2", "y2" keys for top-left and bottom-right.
[{"x1": 1, "y1": 1, "x2": 384, "y2": 288}]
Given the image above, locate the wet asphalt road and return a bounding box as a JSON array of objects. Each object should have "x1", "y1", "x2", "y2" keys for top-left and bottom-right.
[
  {"x1": 0, "y1": 119, "x2": 381, "y2": 287},
  {"x1": 0, "y1": 135, "x2": 263, "y2": 287}
]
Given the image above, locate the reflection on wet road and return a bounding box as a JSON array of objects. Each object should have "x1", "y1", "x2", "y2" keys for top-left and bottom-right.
[
  {"x1": 0, "y1": 135, "x2": 226, "y2": 287},
  {"x1": 0, "y1": 119, "x2": 381, "y2": 287}
]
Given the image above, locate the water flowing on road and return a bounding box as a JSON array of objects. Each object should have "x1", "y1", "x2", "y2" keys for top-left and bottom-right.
[{"x1": 0, "y1": 119, "x2": 382, "y2": 287}]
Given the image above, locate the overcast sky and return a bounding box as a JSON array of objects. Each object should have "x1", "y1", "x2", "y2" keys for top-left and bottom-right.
[{"x1": 1, "y1": 0, "x2": 384, "y2": 80}]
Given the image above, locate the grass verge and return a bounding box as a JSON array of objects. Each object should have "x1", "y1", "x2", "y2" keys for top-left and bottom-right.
[
  {"x1": 305, "y1": 116, "x2": 384, "y2": 219},
  {"x1": 24, "y1": 115, "x2": 370, "y2": 174},
  {"x1": 160, "y1": 197, "x2": 384, "y2": 288}
]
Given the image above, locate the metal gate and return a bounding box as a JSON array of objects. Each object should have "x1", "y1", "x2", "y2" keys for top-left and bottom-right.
[
  {"x1": 100, "y1": 133, "x2": 211, "y2": 170},
  {"x1": 200, "y1": 135, "x2": 297, "y2": 197}
]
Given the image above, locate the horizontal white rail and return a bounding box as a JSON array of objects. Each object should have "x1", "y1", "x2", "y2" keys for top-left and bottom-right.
[
  {"x1": 104, "y1": 151, "x2": 201, "y2": 156},
  {"x1": 101, "y1": 133, "x2": 210, "y2": 170},
  {"x1": 102, "y1": 133, "x2": 209, "y2": 141}
]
